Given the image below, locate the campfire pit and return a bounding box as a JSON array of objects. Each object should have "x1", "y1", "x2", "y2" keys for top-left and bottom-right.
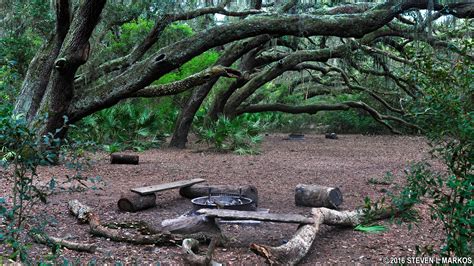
[{"x1": 191, "y1": 188, "x2": 255, "y2": 211}]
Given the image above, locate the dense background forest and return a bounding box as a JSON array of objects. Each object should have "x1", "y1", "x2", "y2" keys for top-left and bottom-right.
[{"x1": 0, "y1": 0, "x2": 472, "y2": 264}]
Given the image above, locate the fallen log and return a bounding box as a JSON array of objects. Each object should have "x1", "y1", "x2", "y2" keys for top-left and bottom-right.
[
  {"x1": 295, "y1": 184, "x2": 343, "y2": 209},
  {"x1": 110, "y1": 154, "x2": 139, "y2": 165},
  {"x1": 250, "y1": 203, "x2": 410, "y2": 265},
  {"x1": 87, "y1": 212, "x2": 182, "y2": 245},
  {"x1": 68, "y1": 199, "x2": 92, "y2": 223},
  {"x1": 179, "y1": 184, "x2": 259, "y2": 206},
  {"x1": 250, "y1": 208, "x2": 324, "y2": 265},
  {"x1": 68, "y1": 200, "x2": 219, "y2": 245},
  {"x1": 325, "y1": 133, "x2": 338, "y2": 139},
  {"x1": 182, "y1": 237, "x2": 222, "y2": 266},
  {"x1": 30, "y1": 232, "x2": 97, "y2": 253},
  {"x1": 161, "y1": 215, "x2": 221, "y2": 236},
  {"x1": 117, "y1": 191, "x2": 156, "y2": 212},
  {"x1": 196, "y1": 209, "x2": 314, "y2": 224}
]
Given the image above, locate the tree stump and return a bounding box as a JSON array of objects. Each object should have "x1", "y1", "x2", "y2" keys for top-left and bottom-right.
[
  {"x1": 295, "y1": 184, "x2": 343, "y2": 209},
  {"x1": 110, "y1": 154, "x2": 139, "y2": 164},
  {"x1": 179, "y1": 184, "x2": 258, "y2": 206},
  {"x1": 118, "y1": 191, "x2": 156, "y2": 212},
  {"x1": 325, "y1": 132, "x2": 338, "y2": 139}
]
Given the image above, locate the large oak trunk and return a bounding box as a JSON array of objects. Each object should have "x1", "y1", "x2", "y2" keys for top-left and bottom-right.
[{"x1": 169, "y1": 36, "x2": 270, "y2": 148}]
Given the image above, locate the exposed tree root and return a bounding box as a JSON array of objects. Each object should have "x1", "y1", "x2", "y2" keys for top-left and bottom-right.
[
  {"x1": 250, "y1": 208, "x2": 324, "y2": 265},
  {"x1": 68, "y1": 200, "x2": 220, "y2": 246},
  {"x1": 250, "y1": 204, "x2": 408, "y2": 265},
  {"x1": 87, "y1": 212, "x2": 183, "y2": 245},
  {"x1": 66, "y1": 199, "x2": 408, "y2": 263},
  {"x1": 182, "y1": 236, "x2": 222, "y2": 266},
  {"x1": 30, "y1": 232, "x2": 97, "y2": 253}
]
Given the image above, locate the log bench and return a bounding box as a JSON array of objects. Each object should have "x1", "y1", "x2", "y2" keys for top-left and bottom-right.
[
  {"x1": 118, "y1": 178, "x2": 206, "y2": 212},
  {"x1": 196, "y1": 208, "x2": 315, "y2": 224}
]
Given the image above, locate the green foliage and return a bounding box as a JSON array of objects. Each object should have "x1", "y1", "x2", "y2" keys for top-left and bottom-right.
[
  {"x1": 0, "y1": 108, "x2": 97, "y2": 262},
  {"x1": 70, "y1": 98, "x2": 178, "y2": 152},
  {"x1": 106, "y1": 18, "x2": 155, "y2": 56},
  {"x1": 155, "y1": 51, "x2": 220, "y2": 85},
  {"x1": 368, "y1": 172, "x2": 394, "y2": 185},
  {"x1": 0, "y1": 34, "x2": 41, "y2": 104},
  {"x1": 72, "y1": 42, "x2": 219, "y2": 152},
  {"x1": 195, "y1": 114, "x2": 265, "y2": 154},
  {"x1": 397, "y1": 28, "x2": 473, "y2": 256},
  {"x1": 0, "y1": 107, "x2": 60, "y2": 262},
  {"x1": 255, "y1": 81, "x2": 388, "y2": 134},
  {"x1": 102, "y1": 20, "x2": 194, "y2": 59},
  {"x1": 393, "y1": 162, "x2": 473, "y2": 257},
  {"x1": 318, "y1": 109, "x2": 387, "y2": 134},
  {"x1": 354, "y1": 224, "x2": 388, "y2": 233}
]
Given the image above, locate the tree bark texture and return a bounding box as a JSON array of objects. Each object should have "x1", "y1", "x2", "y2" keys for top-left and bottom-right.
[
  {"x1": 250, "y1": 204, "x2": 409, "y2": 264},
  {"x1": 117, "y1": 191, "x2": 156, "y2": 212},
  {"x1": 12, "y1": 0, "x2": 473, "y2": 140},
  {"x1": 169, "y1": 35, "x2": 271, "y2": 148},
  {"x1": 295, "y1": 184, "x2": 343, "y2": 209},
  {"x1": 68, "y1": 0, "x2": 450, "y2": 123},
  {"x1": 40, "y1": 0, "x2": 107, "y2": 137},
  {"x1": 30, "y1": 232, "x2": 97, "y2": 253},
  {"x1": 182, "y1": 237, "x2": 222, "y2": 266}
]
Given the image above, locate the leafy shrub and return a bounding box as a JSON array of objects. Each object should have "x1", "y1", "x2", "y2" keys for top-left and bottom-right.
[
  {"x1": 395, "y1": 32, "x2": 473, "y2": 256},
  {"x1": 0, "y1": 107, "x2": 61, "y2": 261},
  {"x1": 0, "y1": 108, "x2": 98, "y2": 262},
  {"x1": 69, "y1": 98, "x2": 178, "y2": 152},
  {"x1": 195, "y1": 114, "x2": 265, "y2": 154}
]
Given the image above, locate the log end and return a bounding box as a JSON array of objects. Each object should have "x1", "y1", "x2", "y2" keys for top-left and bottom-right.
[
  {"x1": 295, "y1": 184, "x2": 343, "y2": 209},
  {"x1": 328, "y1": 187, "x2": 343, "y2": 207},
  {"x1": 117, "y1": 192, "x2": 156, "y2": 212},
  {"x1": 110, "y1": 154, "x2": 139, "y2": 165}
]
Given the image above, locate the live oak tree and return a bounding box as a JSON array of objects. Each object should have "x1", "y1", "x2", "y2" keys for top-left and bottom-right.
[{"x1": 9, "y1": 0, "x2": 473, "y2": 147}]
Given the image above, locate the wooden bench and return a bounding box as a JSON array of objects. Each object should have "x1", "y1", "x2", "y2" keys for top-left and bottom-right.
[
  {"x1": 119, "y1": 178, "x2": 206, "y2": 212},
  {"x1": 131, "y1": 178, "x2": 206, "y2": 195}
]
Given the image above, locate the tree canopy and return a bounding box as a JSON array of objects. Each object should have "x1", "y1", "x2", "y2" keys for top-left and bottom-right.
[{"x1": 0, "y1": 0, "x2": 470, "y2": 147}]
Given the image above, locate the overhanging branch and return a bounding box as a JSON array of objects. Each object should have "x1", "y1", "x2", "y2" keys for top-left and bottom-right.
[
  {"x1": 130, "y1": 66, "x2": 241, "y2": 98},
  {"x1": 235, "y1": 101, "x2": 421, "y2": 133}
]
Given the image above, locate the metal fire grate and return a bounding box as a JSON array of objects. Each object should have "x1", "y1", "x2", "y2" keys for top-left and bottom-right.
[{"x1": 191, "y1": 188, "x2": 254, "y2": 211}]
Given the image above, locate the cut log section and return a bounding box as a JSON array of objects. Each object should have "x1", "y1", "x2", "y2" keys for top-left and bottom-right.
[
  {"x1": 179, "y1": 184, "x2": 259, "y2": 206},
  {"x1": 196, "y1": 209, "x2": 314, "y2": 224},
  {"x1": 295, "y1": 184, "x2": 343, "y2": 209},
  {"x1": 110, "y1": 154, "x2": 139, "y2": 165},
  {"x1": 325, "y1": 132, "x2": 338, "y2": 139},
  {"x1": 118, "y1": 191, "x2": 156, "y2": 212},
  {"x1": 132, "y1": 178, "x2": 206, "y2": 195}
]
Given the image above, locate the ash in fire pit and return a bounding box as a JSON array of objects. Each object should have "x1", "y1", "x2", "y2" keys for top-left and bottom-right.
[{"x1": 191, "y1": 188, "x2": 255, "y2": 211}]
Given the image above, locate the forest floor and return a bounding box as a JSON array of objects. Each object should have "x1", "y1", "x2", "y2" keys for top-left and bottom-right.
[{"x1": 1, "y1": 134, "x2": 446, "y2": 264}]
